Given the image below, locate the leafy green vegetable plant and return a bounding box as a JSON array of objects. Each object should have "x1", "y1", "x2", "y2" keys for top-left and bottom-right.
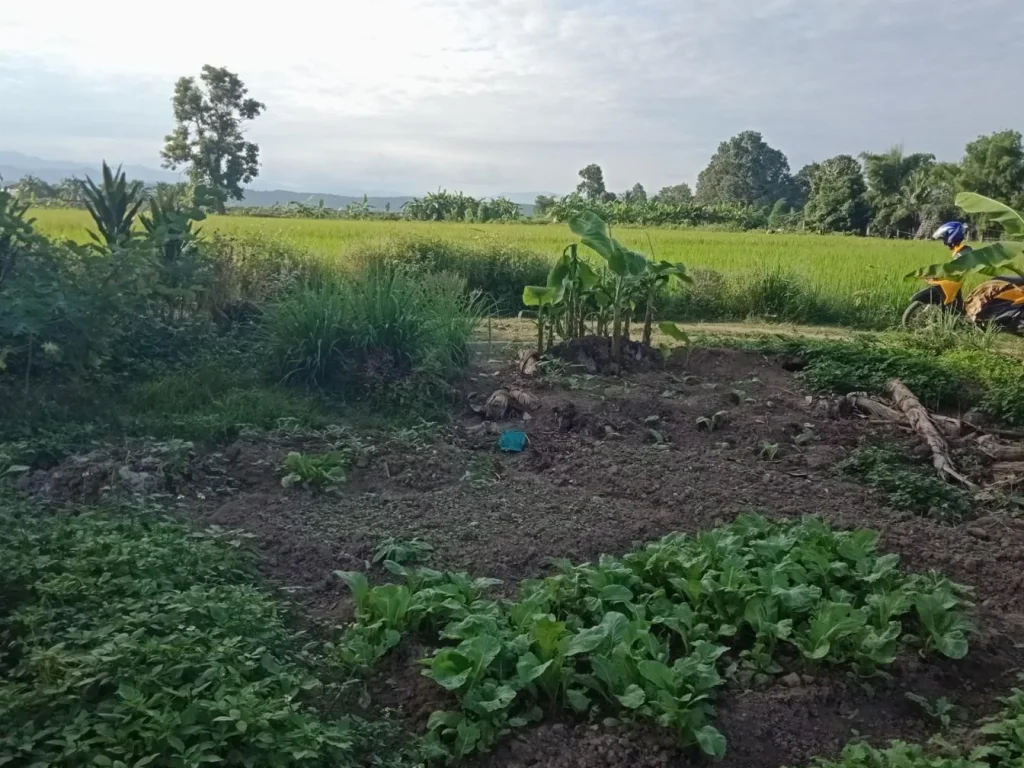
[
  {"x1": 281, "y1": 450, "x2": 348, "y2": 491},
  {"x1": 333, "y1": 514, "x2": 973, "y2": 763}
]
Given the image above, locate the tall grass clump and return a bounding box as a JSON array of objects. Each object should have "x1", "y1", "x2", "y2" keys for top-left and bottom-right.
[
  {"x1": 267, "y1": 260, "x2": 482, "y2": 404},
  {"x1": 350, "y1": 237, "x2": 549, "y2": 314}
]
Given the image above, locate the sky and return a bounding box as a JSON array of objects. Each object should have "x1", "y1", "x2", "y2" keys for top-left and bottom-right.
[{"x1": 2, "y1": 0, "x2": 1023, "y2": 198}]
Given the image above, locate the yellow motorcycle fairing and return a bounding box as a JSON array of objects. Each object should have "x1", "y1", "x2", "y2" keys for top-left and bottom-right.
[
  {"x1": 924, "y1": 278, "x2": 963, "y2": 305},
  {"x1": 995, "y1": 285, "x2": 1024, "y2": 305}
]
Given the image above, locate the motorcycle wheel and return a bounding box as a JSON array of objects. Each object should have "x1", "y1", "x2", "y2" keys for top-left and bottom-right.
[{"x1": 901, "y1": 301, "x2": 945, "y2": 329}]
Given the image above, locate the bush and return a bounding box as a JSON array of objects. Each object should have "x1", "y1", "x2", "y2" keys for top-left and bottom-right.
[
  {"x1": 350, "y1": 237, "x2": 549, "y2": 314},
  {"x1": 0, "y1": 505, "x2": 419, "y2": 767},
  {"x1": 267, "y1": 261, "x2": 482, "y2": 403}
]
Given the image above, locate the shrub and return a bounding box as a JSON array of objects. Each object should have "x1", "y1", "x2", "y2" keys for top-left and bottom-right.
[{"x1": 267, "y1": 261, "x2": 481, "y2": 403}]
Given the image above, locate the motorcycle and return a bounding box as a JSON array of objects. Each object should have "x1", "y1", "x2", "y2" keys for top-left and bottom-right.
[{"x1": 902, "y1": 274, "x2": 1024, "y2": 332}]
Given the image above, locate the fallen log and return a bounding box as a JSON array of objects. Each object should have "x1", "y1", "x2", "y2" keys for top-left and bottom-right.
[
  {"x1": 887, "y1": 378, "x2": 975, "y2": 487},
  {"x1": 846, "y1": 393, "x2": 961, "y2": 438},
  {"x1": 975, "y1": 434, "x2": 1024, "y2": 462}
]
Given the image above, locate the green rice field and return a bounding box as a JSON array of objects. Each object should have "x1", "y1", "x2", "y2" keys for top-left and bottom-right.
[{"x1": 31, "y1": 207, "x2": 949, "y2": 328}]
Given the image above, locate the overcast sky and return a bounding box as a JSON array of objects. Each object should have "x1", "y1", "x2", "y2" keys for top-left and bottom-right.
[{"x1": 2, "y1": 0, "x2": 1022, "y2": 197}]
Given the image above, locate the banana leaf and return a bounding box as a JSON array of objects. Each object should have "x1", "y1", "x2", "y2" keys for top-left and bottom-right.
[
  {"x1": 906, "y1": 241, "x2": 1024, "y2": 280},
  {"x1": 956, "y1": 192, "x2": 1024, "y2": 237},
  {"x1": 569, "y1": 211, "x2": 647, "y2": 276},
  {"x1": 522, "y1": 283, "x2": 565, "y2": 307}
]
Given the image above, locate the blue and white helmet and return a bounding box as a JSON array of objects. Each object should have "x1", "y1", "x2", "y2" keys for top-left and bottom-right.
[{"x1": 932, "y1": 221, "x2": 966, "y2": 248}]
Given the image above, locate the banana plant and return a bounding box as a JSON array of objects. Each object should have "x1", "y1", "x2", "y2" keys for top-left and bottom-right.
[
  {"x1": 907, "y1": 193, "x2": 1024, "y2": 281},
  {"x1": 521, "y1": 282, "x2": 565, "y2": 352},
  {"x1": 569, "y1": 211, "x2": 648, "y2": 364},
  {"x1": 638, "y1": 261, "x2": 691, "y2": 349},
  {"x1": 548, "y1": 243, "x2": 600, "y2": 340}
]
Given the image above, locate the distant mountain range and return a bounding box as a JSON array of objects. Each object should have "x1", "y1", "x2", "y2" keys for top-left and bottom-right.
[{"x1": 0, "y1": 151, "x2": 538, "y2": 213}]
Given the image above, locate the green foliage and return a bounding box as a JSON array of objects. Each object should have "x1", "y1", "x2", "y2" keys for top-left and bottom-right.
[
  {"x1": 959, "y1": 129, "x2": 1024, "y2": 212},
  {"x1": 372, "y1": 537, "x2": 434, "y2": 565},
  {"x1": 79, "y1": 161, "x2": 147, "y2": 249},
  {"x1": 140, "y1": 184, "x2": 212, "y2": 318},
  {"x1": 861, "y1": 146, "x2": 938, "y2": 237},
  {"x1": 162, "y1": 65, "x2": 266, "y2": 209},
  {"x1": 653, "y1": 183, "x2": 694, "y2": 206},
  {"x1": 802, "y1": 741, "x2": 981, "y2": 768},
  {"x1": 804, "y1": 155, "x2": 871, "y2": 234},
  {"x1": 266, "y1": 261, "x2": 481, "y2": 403},
  {"x1": 281, "y1": 450, "x2": 348, "y2": 490},
  {"x1": 335, "y1": 514, "x2": 971, "y2": 762},
  {"x1": 838, "y1": 443, "x2": 972, "y2": 522},
  {"x1": 0, "y1": 505, "x2": 416, "y2": 768},
  {"x1": 402, "y1": 190, "x2": 522, "y2": 223},
  {"x1": 695, "y1": 130, "x2": 796, "y2": 209},
  {"x1": 354, "y1": 236, "x2": 548, "y2": 315}
]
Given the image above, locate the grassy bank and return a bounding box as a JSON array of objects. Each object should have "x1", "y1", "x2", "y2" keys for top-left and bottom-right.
[{"x1": 32, "y1": 209, "x2": 947, "y2": 328}]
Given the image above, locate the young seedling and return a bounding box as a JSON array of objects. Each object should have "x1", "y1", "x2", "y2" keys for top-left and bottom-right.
[
  {"x1": 758, "y1": 441, "x2": 780, "y2": 461},
  {"x1": 373, "y1": 537, "x2": 434, "y2": 566},
  {"x1": 905, "y1": 692, "x2": 956, "y2": 730},
  {"x1": 281, "y1": 451, "x2": 348, "y2": 491}
]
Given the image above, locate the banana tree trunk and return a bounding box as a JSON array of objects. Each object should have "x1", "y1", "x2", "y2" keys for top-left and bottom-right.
[{"x1": 642, "y1": 291, "x2": 655, "y2": 349}]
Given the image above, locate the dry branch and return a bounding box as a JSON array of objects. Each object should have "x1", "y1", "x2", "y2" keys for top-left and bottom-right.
[
  {"x1": 846, "y1": 392, "x2": 961, "y2": 438},
  {"x1": 887, "y1": 379, "x2": 974, "y2": 487},
  {"x1": 975, "y1": 434, "x2": 1024, "y2": 462}
]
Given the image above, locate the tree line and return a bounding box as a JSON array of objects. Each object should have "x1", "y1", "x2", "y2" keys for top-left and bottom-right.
[
  {"x1": 5, "y1": 62, "x2": 1022, "y2": 237},
  {"x1": 535, "y1": 129, "x2": 1024, "y2": 237}
]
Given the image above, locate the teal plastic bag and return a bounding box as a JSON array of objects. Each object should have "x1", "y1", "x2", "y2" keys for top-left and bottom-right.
[{"x1": 498, "y1": 430, "x2": 528, "y2": 453}]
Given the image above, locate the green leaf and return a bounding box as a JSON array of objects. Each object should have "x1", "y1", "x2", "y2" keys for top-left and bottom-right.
[
  {"x1": 477, "y1": 684, "x2": 518, "y2": 712},
  {"x1": 658, "y1": 322, "x2": 690, "y2": 343},
  {"x1": 616, "y1": 684, "x2": 646, "y2": 709},
  {"x1": 957, "y1": 192, "x2": 1024, "y2": 237},
  {"x1": 523, "y1": 284, "x2": 564, "y2": 307},
  {"x1": 599, "y1": 584, "x2": 634, "y2": 604},
  {"x1": 516, "y1": 652, "x2": 554, "y2": 684},
  {"x1": 695, "y1": 725, "x2": 727, "y2": 758},
  {"x1": 936, "y1": 632, "x2": 969, "y2": 660},
  {"x1": 454, "y1": 719, "x2": 481, "y2": 757},
  {"x1": 907, "y1": 241, "x2": 1024, "y2": 280},
  {"x1": 569, "y1": 211, "x2": 618, "y2": 264},
  {"x1": 637, "y1": 659, "x2": 674, "y2": 690},
  {"x1": 566, "y1": 612, "x2": 628, "y2": 656},
  {"x1": 566, "y1": 689, "x2": 591, "y2": 712}
]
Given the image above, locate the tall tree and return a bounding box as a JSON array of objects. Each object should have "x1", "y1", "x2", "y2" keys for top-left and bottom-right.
[
  {"x1": 803, "y1": 155, "x2": 870, "y2": 234},
  {"x1": 792, "y1": 163, "x2": 821, "y2": 211},
  {"x1": 859, "y1": 145, "x2": 935, "y2": 236},
  {"x1": 576, "y1": 164, "x2": 608, "y2": 202},
  {"x1": 533, "y1": 194, "x2": 558, "y2": 217},
  {"x1": 959, "y1": 130, "x2": 1024, "y2": 209},
  {"x1": 653, "y1": 183, "x2": 693, "y2": 205},
  {"x1": 695, "y1": 131, "x2": 794, "y2": 209},
  {"x1": 161, "y1": 65, "x2": 265, "y2": 211},
  {"x1": 621, "y1": 182, "x2": 647, "y2": 204}
]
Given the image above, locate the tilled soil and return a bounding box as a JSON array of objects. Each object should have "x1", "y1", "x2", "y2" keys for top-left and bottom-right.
[{"x1": 35, "y1": 347, "x2": 1024, "y2": 767}]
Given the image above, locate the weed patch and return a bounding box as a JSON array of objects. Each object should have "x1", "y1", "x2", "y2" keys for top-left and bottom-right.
[
  {"x1": 0, "y1": 502, "x2": 420, "y2": 767},
  {"x1": 267, "y1": 262, "x2": 481, "y2": 405},
  {"x1": 838, "y1": 443, "x2": 973, "y2": 522}
]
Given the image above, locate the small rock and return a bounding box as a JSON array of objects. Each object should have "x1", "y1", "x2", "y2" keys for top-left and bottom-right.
[
  {"x1": 781, "y1": 672, "x2": 803, "y2": 688},
  {"x1": 644, "y1": 415, "x2": 661, "y2": 426},
  {"x1": 801, "y1": 674, "x2": 816, "y2": 685},
  {"x1": 967, "y1": 526, "x2": 990, "y2": 541}
]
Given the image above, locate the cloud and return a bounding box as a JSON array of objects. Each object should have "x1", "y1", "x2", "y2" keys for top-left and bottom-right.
[{"x1": 2, "y1": 0, "x2": 1023, "y2": 195}]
